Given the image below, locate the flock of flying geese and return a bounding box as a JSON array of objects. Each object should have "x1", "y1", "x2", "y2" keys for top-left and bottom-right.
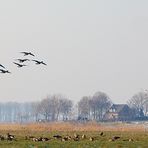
[{"x1": 0, "y1": 52, "x2": 47, "y2": 74}]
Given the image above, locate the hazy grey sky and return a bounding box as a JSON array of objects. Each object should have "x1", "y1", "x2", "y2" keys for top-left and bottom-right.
[{"x1": 0, "y1": 0, "x2": 148, "y2": 103}]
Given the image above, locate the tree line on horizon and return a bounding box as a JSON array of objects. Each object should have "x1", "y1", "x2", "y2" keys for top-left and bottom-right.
[{"x1": 0, "y1": 90, "x2": 147, "y2": 123}]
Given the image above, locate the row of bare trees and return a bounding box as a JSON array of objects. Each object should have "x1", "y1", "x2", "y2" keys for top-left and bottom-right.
[
  {"x1": 32, "y1": 94, "x2": 73, "y2": 122},
  {"x1": 0, "y1": 95, "x2": 73, "y2": 123},
  {"x1": 0, "y1": 90, "x2": 147, "y2": 123},
  {"x1": 78, "y1": 92, "x2": 112, "y2": 121}
]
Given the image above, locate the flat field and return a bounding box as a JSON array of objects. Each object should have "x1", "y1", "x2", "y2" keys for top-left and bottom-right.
[{"x1": 0, "y1": 122, "x2": 147, "y2": 148}]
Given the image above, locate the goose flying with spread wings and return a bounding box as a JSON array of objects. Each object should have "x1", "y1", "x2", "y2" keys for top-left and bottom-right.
[
  {"x1": 0, "y1": 69, "x2": 11, "y2": 74},
  {"x1": 15, "y1": 59, "x2": 30, "y2": 63},
  {"x1": 13, "y1": 62, "x2": 27, "y2": 68},
  {"x1": 32, "y1": 60, "x2": 47, "y2": 65},
  {"x1": 20, "y1": 52, "x2": 35, "y2": 57}
]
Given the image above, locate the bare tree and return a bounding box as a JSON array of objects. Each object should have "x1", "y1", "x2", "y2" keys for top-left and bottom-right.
[
  {"x1": 50, "y1": 94, "x2": 62, "y2": 121},
  {"x1": 38, "y1": 94, "x2": 73, "y2": 121},
  {"x1": 90, "y1": 91, "x2": 112, "y2": 120},
  {"x1": 128, "y1": 90, "x2": 148, "y2": 117},
  {"x1": 78, "y1": 96, "x2": 91, "y2": 120},
  {"x1": 50, "y1": 94, "x2": 73, "y2": 121},
  {"x1": 32, "y1": 102, "x2": 41, "y2": 122},
  {"x1": 39, "y1": 97, "x2": 52, "y2": 121},
  {"x1": 60, "y1": 98, "x2": 73, "y2": 121}
]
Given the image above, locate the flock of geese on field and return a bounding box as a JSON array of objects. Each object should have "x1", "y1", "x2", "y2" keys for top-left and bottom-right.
[
  {"x1": 0, "y1": 51, "x2": 47, "y2": 74},
  {"x1": 0, "y1": 132, "x2": 134, "y2": 143}
]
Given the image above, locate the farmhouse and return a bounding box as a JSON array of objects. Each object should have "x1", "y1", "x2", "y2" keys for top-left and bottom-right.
[{"x1": 104, "y1": 104, "x2": 133, "y2": 121}]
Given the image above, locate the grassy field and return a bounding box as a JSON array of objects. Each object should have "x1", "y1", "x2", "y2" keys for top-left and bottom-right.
[{"x1": 0, "y1": 122, "x2": 147, "y2": 148}]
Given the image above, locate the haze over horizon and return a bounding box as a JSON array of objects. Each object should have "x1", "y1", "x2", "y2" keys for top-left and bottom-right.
[{"x1": 0, "y1": 0, "x2": 148, "y2": 103}]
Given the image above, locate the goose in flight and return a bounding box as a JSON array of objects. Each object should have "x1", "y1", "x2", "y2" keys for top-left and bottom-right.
[
  {"x1": 13, "y1": 62, "x2": 27, "y2": 68},
  {"x1": 0, "y1": 69, "x2": 11, "y2": 74},
  {"x1": 0, "y1": 64, "x2": 5, "y2": 69},
  {"x1": 32, "y1": 60, "x2": 47, "y2": 65},
  {"x1": 15, "y1": 59, "x2": 30, "y2": 63},
  {"x1": 20, "y1": 52, "x2": 35, "y2": 57}
]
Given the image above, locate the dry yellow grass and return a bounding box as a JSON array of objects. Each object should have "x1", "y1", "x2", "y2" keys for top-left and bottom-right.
[{"x1": 0, "y1": 121, "x2": 145, "y2": 132}]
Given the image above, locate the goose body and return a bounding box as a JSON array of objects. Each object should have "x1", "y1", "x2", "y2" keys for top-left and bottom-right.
[
  {"x1": 16, "y1": 59, "x2": 30, "y2": 63},
  {"x1": 20, "y1": 52, "x2": 35, "y2": 57},
  {"x1": 0, "y1": 69, "x2": 11, "y2": 74},
  {"x1": 7, "y1": 133, "x2": 15, "y2": 141},
  {"x1": 32, "y1": 60, "x2": 47, "y2": 65},
  {"x1": 13, "y1": 62, "x2": 27, "y2": 68}
]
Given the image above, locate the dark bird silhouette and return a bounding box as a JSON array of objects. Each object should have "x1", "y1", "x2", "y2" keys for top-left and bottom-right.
[
  {"x1": 37, "y1": 137, "x2": 43, "y2": 141},
  {"x1": 0, "y1": 69, "x2": 11, "y2": 74},
  {"x1": 15, "y1": 59, "x2": 30, "y2": 63},
  {"x1": 0, "y1": 64, "x2": 5, "y2": 69},
  {"x1": 112, "y1": 136, "x2": 120, "y2": 141},
  {"x1": 53, "y1": 135, "x2": 62, "y2": 139},
  {"x1": 100, "y1": 132, "x2": 104, "y2": 136},
  {"x1": 32, "y1": 60, "x2": 47, "y2": 65},
  {"x1": 13, "y1": 62, "x2": 27, "y2": 68},
  {"x1": 20, "y1": 52, "x2": 35, "y2": 57}
]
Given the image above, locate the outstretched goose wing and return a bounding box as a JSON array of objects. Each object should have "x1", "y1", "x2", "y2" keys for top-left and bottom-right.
[
  {"x1": 13, "y1": 62, "x2": 21, "y2": 66},
  {"x1": 0, "y1": 64, "x2": 5, "y2": 69}
]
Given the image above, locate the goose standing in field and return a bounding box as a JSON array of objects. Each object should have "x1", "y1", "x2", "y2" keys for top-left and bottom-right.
[
  {"x1": 100, "y1": 132, "x2": 104, "y2": 136},
  {"x1": 82, "y1": 134, "x2": 86, "y2": 139},
  {"x1": 32, "y1": 60, "x2": 47, "y2": 66},
  {"x1": 42, "y1": 137, "x2": 50, "y2": 142},
  {"x1": 73, "y1": 133, "x2": 80, "y2": 141},
  {"x1": 89, "y1": 137, "x2": 94, "y2": 141},
  {"x1": 13, "y1": 62, "x2": 27, "y2": 68},
  {"x1": 7, "y1": 133, "x2": 15, "y2": 141},
  {"x1": 53, "y1": 135, "x2": 62, "y2": 139},
  {"x1": 112, "y1": 136, "x2": 120, "y2": 141},
  {"x1": 0, "y1": 69, "x2": 11, "y2": 74},
  {"x1": 32, "y1": 137, "x2": 38, "y2": 142},
  {"x1": 61, "y1": 137, "x2": 69, "y2": 141},
  {"x1": 20, "y1": 52, "x2": 35, "y2": 57}
]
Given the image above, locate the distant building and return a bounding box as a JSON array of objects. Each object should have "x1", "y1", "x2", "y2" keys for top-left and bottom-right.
[{"x1": 104, "y1": 104, "x2": 133, "y2": 121}]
